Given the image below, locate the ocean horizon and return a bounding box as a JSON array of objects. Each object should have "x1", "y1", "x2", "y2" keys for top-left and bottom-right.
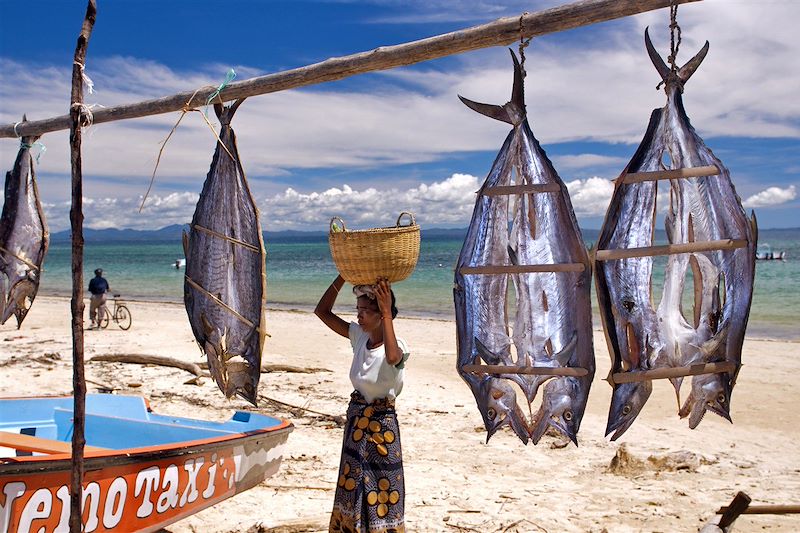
[{"x1": 37, "y1": 226, "x2": 799, "y2": 342}]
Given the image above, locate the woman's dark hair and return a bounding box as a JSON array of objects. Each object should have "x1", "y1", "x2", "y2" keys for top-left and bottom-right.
[{"x1": 358, "y1": 290, "x2": 398, "y2": 319}]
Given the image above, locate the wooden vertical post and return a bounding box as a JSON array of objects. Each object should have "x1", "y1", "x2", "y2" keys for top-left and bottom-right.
[{"x1": 68, "y1": 1, "x2": 97, "y2": 531}]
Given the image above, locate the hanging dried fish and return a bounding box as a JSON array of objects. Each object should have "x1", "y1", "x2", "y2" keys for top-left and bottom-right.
[
  {"x1": 183, "y1": 100, "x2": 266, "y2": 405},
  {"x1": 454, "y1": 50, "x2": 594, "y2": 445},
  {"x1": 0, "y1": 131, "x2": 49, "y2": 328},
  {"x1": 597, "y1": 30, "x2": 756, "y2": 440}
]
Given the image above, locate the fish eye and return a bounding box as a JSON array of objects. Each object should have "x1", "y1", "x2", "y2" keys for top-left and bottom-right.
[
  {"x1": 622, "y1": 404, "x2": 631, "y2": 416},
  {"x1": 487, "y1": 408, "x2": 496, "y2": 420},
  {"x1": 563, "y1": 410, "x2": 573, "y2": 422},
  {"x1": 717, "y1": 393, "x2": 726, "y2": 404}
]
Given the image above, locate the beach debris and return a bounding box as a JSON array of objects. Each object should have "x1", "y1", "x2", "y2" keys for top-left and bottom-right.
[
  {"x1": 454, "y1": 50, "x2": 594, "y2": 445},
  {"x1": 0, "y1": 130, "x2": 49, "y2": 328},
  {"x1": 183, "y1": 99, "x2": 267, "y2": 406},
  {"x1": 597, "y1": 29, "x2": 756, "y2": 440},
  {"x1": 89, "y1": 353, "x2": 203, "y2": 376}
]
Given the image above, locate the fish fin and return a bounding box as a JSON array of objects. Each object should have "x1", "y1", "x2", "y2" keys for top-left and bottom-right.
[
  {"x1": 750, "y1": 210, "x2": 759, "y2": 243},
  {"x1": 509, "y1": 48, "x2": 525, "y2": 114},
  {"x1": 689, "y1": 254, "x2": 702, "y2": 328},
  {"x1": 213, "y1": 103, "x2": 225, "y2": 121},
  {"x1": 670, "y1": 377, "x2": 683, "y2": 409},
  {"x1": 677, "y1": 41, "x2": 710, "y2": 84},
  {"x1": 474, "y1": 337, "x2": 504, "y2": 365},
  {"x1": 644, "y1": 27, "x2": 671, "y2": 82},
  {"x1": 507, "y1": 245, "x2": 519, "y2": 266},
  {"x1": 458, "y1": 95, "x2": 513, "y2": 124},
  {"x1": 700, "y1": 325, "x2": 728, "y2": 361},
  {"x1": 625, "y1": 323, "x2": 641, "y2": 369},
  {"x1": 553, "y1": 332, "x2": 578, "y2": 367},
  {"x1": 182, "y1": 230, "x2": 189, "y2": 258}
]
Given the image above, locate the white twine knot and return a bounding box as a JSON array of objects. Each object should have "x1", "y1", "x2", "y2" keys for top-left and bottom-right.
[{"x1": 73, "y1": 61, "x2": 95, "y2": 95}]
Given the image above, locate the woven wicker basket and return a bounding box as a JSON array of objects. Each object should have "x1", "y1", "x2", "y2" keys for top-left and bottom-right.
[{"x1": 329, "y1": 212, "x2": 420, "y2": 285}]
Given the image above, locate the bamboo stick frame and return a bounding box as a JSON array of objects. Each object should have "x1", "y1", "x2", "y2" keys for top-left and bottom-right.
[
  {"x1": 483, "y1": 184, "x2": 561, "y2": 196},
  {"x1": 0, "y1": 0, "x2": 701, "y2": 139},
  {"x1": 462, "y1": 364, "x2": 589, "y2": 377},
  {"x1": 460, "y1": 263, "x2": 586, "y2": 274},
  {"x1": 620, "y1": 165, "x2": 719, "y2": 184},
  {"x1": 609, "y1": 361, "x2": 736, "y2": 384},
  {"x1": 595, "y1": 239, "x2": 747, "y2": 261}
]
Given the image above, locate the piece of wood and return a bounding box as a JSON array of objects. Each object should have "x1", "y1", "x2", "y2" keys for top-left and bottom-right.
[
  {"x1": 261, "y1": 396, "x2": 346, "y2": 426},
  {"x1": 595, "y1": 239, "x2": 748, "y2": 261},
  {"x1": 0, "y1": 0, "x2": 701, "y2": 139},
  {"x1": 717, "y1": 492, "x2": 752, "y2": 529},
  {"x1": 260, "y1": 363, "x2": 332, "y2": 374},
  {"x1": 717, "y1": 504, "x2": 800, "y2": 515},
  {"x1": 620, "y1": 165, "x2": 719, "y2": 184},
  {"x1": 460, "y1": 263, "x2": 585, "y2": 275},
  {"x1": 89, "y1": 354, "x2": 203, "y2": 376},
  {"x1": 0, "y1": 431, "x2": 106, "y2": 455},
  {"x1": 68, "y1": 2, "x2": 96, "y2": 531},
  {"x1": 610, "y1": 361, "x2": 736, "y2": 384},
  {"x1": 483, "y1": 183, "x2": 561, "y2": 196},
  {"x1": 462, "y1": 364, "x2": 589, "y2": 377}
]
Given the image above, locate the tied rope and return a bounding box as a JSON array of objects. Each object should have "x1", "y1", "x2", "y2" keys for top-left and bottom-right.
[
  {"x1": 205, "y1": 68, "x2": 236, "y2": 117},
  {"x1": 657, "y1": 0, "x2": 683, "y2": 91},
  {"x1": 518, "y1": 12, "x2": 532, "y2": 77},
  {"x1": 20, "y1": 140, "x2": 47, "y2": 164},
  {"x1": 140, "y1": 72, "x2": 238, "y2": 212},
  {"x1": 74, "y1": 61, "x2": 95, "y2": 95}
]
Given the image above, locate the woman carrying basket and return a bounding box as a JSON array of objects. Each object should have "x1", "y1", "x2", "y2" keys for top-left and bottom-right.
[{"x1": 315, "y1": 275, "x2": 410, "y2": 533}]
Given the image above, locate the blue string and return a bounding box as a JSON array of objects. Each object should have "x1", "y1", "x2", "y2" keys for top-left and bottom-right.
[
  {"x1": 20, "y1": 141, "x2": 47, "y2": 163},
  {"x1": 205, "y1": 68, "x2": 236, "y2": 116}
]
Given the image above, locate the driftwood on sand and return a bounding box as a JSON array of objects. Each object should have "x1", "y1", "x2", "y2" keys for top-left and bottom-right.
[{"x1": 88, "y1": 353, "x2": 203, "y2": 376}]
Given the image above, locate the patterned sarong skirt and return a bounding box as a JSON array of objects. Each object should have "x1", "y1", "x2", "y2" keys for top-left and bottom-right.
[{"x1": 329, "y1": 391, "x2": 404, "y2": 533}]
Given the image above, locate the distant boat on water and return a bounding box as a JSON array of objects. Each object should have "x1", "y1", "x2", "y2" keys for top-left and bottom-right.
[
  {"x1": 755, "y1": 244, "x2": 787, "y2": 261},
  {"x1": 173, "y1": 258, "x2": 186, "y2": 269}
]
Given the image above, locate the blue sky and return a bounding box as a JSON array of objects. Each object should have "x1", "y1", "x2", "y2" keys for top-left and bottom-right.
[{"x1": 1, "y1": 0, "x2": 797, "y2": 232}]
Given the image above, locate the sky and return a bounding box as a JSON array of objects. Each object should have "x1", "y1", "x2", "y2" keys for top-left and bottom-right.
[{"x1": 0, "y1": 0, "x2": 797, "y2": 233}]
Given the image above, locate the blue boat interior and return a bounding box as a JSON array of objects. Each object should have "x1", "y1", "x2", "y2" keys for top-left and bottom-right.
[{"x1": 0, "y1": 394, "x2": 284, "y2": 450}]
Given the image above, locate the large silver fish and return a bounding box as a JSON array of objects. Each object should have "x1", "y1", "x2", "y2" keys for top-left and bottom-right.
[
  {"x1": 455, "y1": 50, "x2": 593, "y2": 445},
  {"x1": 638, "y1": 30, "x2": 756, "y2": 428},
  {"x1": 0, "y1": 133, "x2": 49, "y2": 328},
  {"x1": 183, "y1": 100, "x2": 266, "y2": 405}
]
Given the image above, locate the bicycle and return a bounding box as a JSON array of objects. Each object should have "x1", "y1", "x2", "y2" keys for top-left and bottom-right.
[{"x1": 98, "y1": 294, "x2": 132, "y2": 330}]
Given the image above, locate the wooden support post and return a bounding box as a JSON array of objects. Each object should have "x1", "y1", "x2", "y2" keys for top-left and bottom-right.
[
  {"x1": 0, "y1": 0, "x2": 702, "y2": 139},
  {"x1": 462, "y1": 364, "x2": 589, "y2": 377},
  {"x1": 717, "y1": 504, "x2": 800, "y2": 516},
  {"x1": 460, "y1": 263, "x2": 586, "y2": 275},
  {"x1": 610, "y1": 361, "x2": 736, "y2": 384},
  {"x1": 717, "y1": 492, "x2": 752, "y2": 529},
  {"x1": 620, "y1": 165, "x2": 719, "y2": 184},
  {"x1": 595, "y1": 239, "x2": 747, "y2": 261},
  {"x1": 68, "y1": 2, "x2": 96, "y2": 532},
  {"x1": 483, "y1": 183, "x2": 561, "y2": 196}
]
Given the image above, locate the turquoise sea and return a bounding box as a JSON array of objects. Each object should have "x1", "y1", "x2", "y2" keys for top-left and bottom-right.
[{"x1": 38, "y1": 228, "x2": 799, "y2": 341}]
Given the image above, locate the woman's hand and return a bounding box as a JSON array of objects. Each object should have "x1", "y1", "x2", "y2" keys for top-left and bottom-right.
[{"x1": 374, "y1": 278, "x2": 392, "y2": 320}]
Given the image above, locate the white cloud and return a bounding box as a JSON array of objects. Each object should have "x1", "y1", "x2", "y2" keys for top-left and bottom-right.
[
  {"x1": 553, "y1": 154, "x2": 628, "y2": 171},
  {"x1": 743, "y1": 185, "x2": 797, "y2": 209},
  {"x1": 564, "y1": 177, "x2": 614, "y2": 217}
]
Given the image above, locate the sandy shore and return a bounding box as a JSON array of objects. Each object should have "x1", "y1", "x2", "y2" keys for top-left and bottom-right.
[{"x1": 2, "y1": 296, "x2": 798, "y2": 532}]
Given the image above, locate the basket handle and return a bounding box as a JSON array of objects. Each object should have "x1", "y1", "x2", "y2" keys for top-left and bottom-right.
[
  {"x1": 396, "y1": 211, "x2": 416, "y2": 227},
  {"x1": 330, "y1": 216, "x2": 347, "y2": 233}
]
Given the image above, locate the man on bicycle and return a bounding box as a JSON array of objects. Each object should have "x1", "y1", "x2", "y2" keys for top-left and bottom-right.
[{"x1": 88, "y1": 268, "x2": 110, "y2": 329}]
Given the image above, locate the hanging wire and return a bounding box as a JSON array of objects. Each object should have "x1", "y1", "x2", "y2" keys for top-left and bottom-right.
[
  {"x1": 667, "y1": 0, "x2": 682, "y2": 74},
  {"x1": 518, "y1": 12, "x2": 532, "y2": 76}
]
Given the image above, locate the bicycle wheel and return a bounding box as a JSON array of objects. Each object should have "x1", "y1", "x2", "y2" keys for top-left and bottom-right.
[
  {"x1": 115, "y1": 305, "x2": 132, "y2": 330},
  {"x1": 98, "y1": 308, "x2": 110, "y2": 329}
]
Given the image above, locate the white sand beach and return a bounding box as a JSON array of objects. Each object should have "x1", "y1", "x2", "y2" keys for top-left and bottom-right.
[{"x1": 1, "y1": 296, "x2": 798, "y2": 532}]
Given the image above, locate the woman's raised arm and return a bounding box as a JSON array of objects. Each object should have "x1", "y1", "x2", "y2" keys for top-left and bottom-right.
[{"x1": 315, "y1": 275, "x2": 350, "y2": 338}]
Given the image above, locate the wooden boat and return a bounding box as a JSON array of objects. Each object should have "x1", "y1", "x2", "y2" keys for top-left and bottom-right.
[
  {"x1": 755, "y1": 244, "x2": 787, "y2": 261},
  {"x1": 0, "y1": 394, "x2": 293, "y2": 533}
]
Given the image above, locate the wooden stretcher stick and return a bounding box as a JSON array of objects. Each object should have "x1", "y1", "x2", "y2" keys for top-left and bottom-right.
[
  {"x1": 620, "y1": 165, "x2": 719, "y2": 184},
  {"x1": 192, "y1": 224, "x2": 262, "y2": 253},
  {"x1": 0, "y1": 431, "x2": 106, "y2": 455},
  {"x1": 460, "y1": 263, "x2": 585, "y2": 275},
  {"x1": 717, "y1": 504, "x2": 800, "y2": 515},
  {"x1": 462, "y1": 364, "x2": 589, "y2": 377},
  {"x1": 595, "y1": 239, "x2": 747, "y2": 261},
  {"x1": 184, "y1": 276, "x2": 256, "y2": 329},
  {"x1": 717, "y1": 492, "x2": 752, "y2": 530},
  {"x1": 610, "y1": 361, "x2": 736, "y2": 384},
  {"x1": 483, "y1": 184, "x2": 561, "y2": 196}
]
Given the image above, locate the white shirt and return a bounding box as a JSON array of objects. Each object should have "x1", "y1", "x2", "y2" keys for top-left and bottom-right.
[{"x1": 348, "y1": 322, "x2": 410, "y2": 403}]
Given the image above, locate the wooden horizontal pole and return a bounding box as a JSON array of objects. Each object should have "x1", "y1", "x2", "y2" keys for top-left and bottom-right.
[
  {"x1": 611, "y1": 361, "x2": 736, "y2": 384},
  {"x1": 0, "y1": 0, "x2": 701, "y2": 138},
  {"x1": 462, "y1": 364, "x2": 589, "y2": 377},
  {"x1": 595, "y1": 239, "x2": 747, "y2": 261},
  {"x1": 717, "y1": 505, "x2": 800, "y2": 515},
  {"x1": 0, "y1": 431, "x2": 106, "y2": 455},
  {"x1": 460, "y1": 263, "x2": 585, "y2": 275},
  {"x1": 483, "y1": 183, "x2": 561, "y2": 196},
  {"x1": 620, "y1": 165, "x2": 719, "y2": 184}
]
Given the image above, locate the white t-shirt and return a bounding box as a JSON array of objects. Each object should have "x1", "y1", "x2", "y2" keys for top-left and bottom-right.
[{"x1": 348, "y1": 322, "x2": 410, "y2": 403}]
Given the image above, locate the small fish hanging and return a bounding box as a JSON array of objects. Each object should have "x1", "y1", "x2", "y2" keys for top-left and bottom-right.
[
  {"x1": 454, "y1": 50, "x2": 594, "y2": 446},
  {"x1": 183, "y1": 99, "x2": 267, "y2": 405},
  {"x1": 0, "y1": 123, "x2": 50, "y2": 329},
  {"x1": 595, "y1": 28, "x2": 757, "y2": 440}
]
